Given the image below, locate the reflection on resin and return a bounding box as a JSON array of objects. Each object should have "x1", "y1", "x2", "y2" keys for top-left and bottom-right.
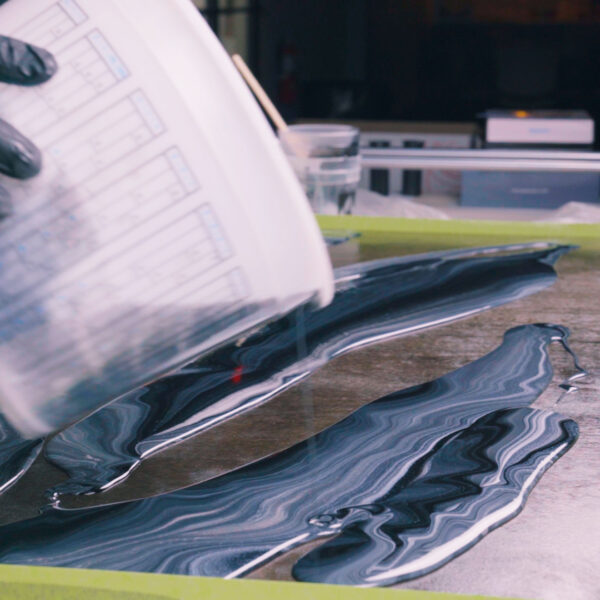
[
  {"x1": 45, "y1": 243, "x2": 573, "y2": 499},
  {"x1": 293, "y1": 408, "x2": 576, "y2": 586},
  {"x1": 0, "y1": 324, "x2": 578, "y2": 587},
  {"x1": 0, "y1": 415, "x2": 42, "y2": 495}
]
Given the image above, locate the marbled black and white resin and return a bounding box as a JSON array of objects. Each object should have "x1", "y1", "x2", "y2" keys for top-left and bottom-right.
[
  {"x1": 45, "y1": 243, "x2": 573, "y2": 499},
  {"x1": 293, "y1": 408, "x2": 576, "y2": 586},
  {"x1": 0, "y1": 323, "x2": 578, "y2": 586},
  {"x1": 0, "y1": 414, "x2": 42, "y2": 495}
]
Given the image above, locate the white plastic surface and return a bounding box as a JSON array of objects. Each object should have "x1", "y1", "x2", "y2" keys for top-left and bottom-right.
[{"x1": 0, "y1": 0, "x2": 333, "y2": 436}]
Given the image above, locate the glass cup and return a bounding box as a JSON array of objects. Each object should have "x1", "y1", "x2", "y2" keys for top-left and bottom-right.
[{"x1": 279, "y1": 124, "x2": 361, "y2": 215}]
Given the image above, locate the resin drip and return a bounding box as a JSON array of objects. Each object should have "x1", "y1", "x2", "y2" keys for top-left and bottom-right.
[
  {"x1": 553, "y1": 328, "x2": 589, "y2": 396},
  {"x1": 0, "y1": 324, "x2": 578, "y2": 587},
  {"x1": 45, "y1": 243, "x2": 573, "y2": 499}
]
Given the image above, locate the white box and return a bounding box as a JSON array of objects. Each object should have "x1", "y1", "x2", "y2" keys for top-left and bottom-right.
[{"x1": 484, "y1": 110, "x2": 594, "y2": 145}]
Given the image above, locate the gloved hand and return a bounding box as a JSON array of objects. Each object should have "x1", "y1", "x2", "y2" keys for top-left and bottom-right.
[{"x1": 0, "y1": 0, "x2": 57, "y2": 210}]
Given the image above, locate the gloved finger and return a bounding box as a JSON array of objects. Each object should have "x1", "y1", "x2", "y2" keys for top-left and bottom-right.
[
  {"x1": 0, "y1": 117, "x2": 41, "y2": 179},
  {"x1": 0, "y1": 34, "x2": 57, "y2": 85},
  {"x1": 0, "y1": 183, "x2": 11, "y2": 219}
]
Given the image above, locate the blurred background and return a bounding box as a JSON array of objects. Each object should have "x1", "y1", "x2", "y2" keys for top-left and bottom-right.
[
  {"x1": 191, "y1": 0, "x2": 600, "y2": 220},
  {"x1": 193, "y1": 0, "x2": 600, "y2": 129}
]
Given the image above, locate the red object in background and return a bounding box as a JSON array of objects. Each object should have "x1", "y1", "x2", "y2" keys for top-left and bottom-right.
[
  {"x1": 231, "y1": 365, "x2": 244, "y2": 384},
  {"x1": 278, "y1": 41, "x2": 298, "y2": 108},
  {"x1": 279, "y1": 73, "x2": 297, "y2": 106}
]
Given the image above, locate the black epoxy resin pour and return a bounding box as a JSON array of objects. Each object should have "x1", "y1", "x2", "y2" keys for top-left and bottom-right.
[
  {"x1": 44, "y1": 243, "x2": 573, "y2": 499},
  {"x1": 0, "y1": 324, "x2": 579, "y2": 587}
]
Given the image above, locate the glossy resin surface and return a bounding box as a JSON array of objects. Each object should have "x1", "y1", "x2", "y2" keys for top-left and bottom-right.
[
  {"x1": 45, "y1": 243, "x2": 572, "y2": 499},
  {"x1": 0, "y1": 324, "x2": 578, "y2": 587}
]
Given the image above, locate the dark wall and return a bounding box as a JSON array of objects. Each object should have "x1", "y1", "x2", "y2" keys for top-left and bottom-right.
[
  {"x1": 257, "y1": 0, "x2": 367, "y2": 120},
  {"x1": 414, "y1": 24, "x2": 600, "y2": 121},
  {"x1": 255, "y1": 0, "x2": 600, "y2": 125}
]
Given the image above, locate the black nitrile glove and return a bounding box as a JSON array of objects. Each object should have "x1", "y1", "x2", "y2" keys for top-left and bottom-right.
[{"x1": 0, "y1": 0, "x2": 57, "y2": 211}]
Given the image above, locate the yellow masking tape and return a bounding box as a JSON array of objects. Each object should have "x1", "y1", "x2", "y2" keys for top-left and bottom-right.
[
  {"x1": 0, "y1": 565, "x2": 524, "y2": 600},
  {"x1": 317, "y1": 215, "x2": 600, "y2": 249}
]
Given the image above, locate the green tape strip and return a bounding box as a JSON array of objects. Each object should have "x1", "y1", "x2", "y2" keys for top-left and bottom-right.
[
  {"x1": 0, "y1": 565, "x2": 524, "y2": 600},
  {"x1": 317, "y1": 215, "x2": 600, "y2": 249}
]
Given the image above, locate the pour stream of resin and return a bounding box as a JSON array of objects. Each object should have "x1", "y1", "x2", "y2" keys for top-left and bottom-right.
[
  {"x1": 45, "y1": 243, "x2": 572, "y2": 498},
  {"x1": 0, "y1": 324, "x2": 578, "y2": 586}
]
